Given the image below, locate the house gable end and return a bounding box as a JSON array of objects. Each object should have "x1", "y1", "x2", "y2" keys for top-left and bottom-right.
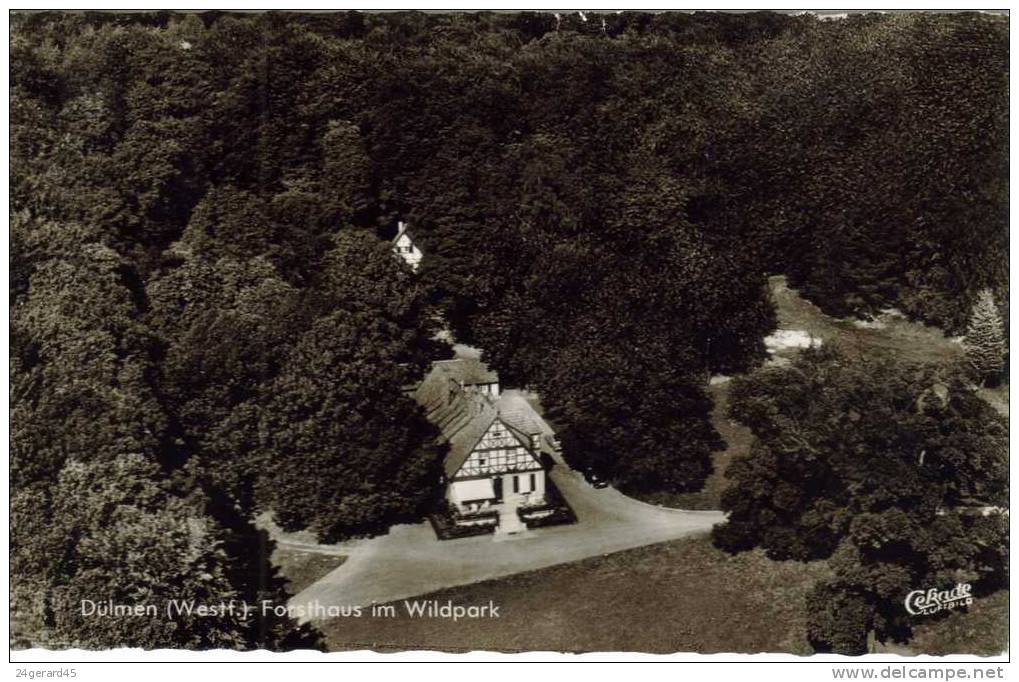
[{"x1": 453, "y1": 418, "x2": 543, "y2": 479}]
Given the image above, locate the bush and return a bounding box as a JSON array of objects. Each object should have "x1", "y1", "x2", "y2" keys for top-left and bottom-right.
[
  {"x1": 516, "y1": 480, "x2": 577, "y2": 529},
  {"x1": 428, "y1": 504, "x2": 498, "y2": 540},
  {"x1": 458, "y1": 509, "x2": 500, "y2": 524},
  {"x1": 806, "y1": 582, "x2": 873, "y2": 656},
  {"x1": 519, "y1": 506, "x2": 576, "y2": 529},
  {"x1": 710, "y1": 520, "x2": 758, "y2": 554}
]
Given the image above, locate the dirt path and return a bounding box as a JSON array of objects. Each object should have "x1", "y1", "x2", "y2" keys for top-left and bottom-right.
[
  {"x1": 270, "y1": 378, "x2": 725, "y2": 620},
  {"x1": 286, "y1": 462, "x2": 722, "y2": 621},
  {"x1": 281, "y1": 378, "x2": 729, "y2": 621}
]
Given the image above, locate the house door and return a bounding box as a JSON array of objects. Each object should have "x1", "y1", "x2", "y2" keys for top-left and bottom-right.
[{"x1": 492, "y1": 477, "x2": 503, "y2": 501}]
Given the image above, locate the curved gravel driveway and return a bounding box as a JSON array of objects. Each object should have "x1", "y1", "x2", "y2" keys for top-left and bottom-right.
[{"x1": 287, "y1": 457, "x2": 724, "y2": 621}]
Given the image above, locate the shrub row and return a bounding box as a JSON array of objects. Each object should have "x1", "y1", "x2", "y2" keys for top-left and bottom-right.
[{"x1": 428, "y1": 505, "x2": 498, "y2": 540}]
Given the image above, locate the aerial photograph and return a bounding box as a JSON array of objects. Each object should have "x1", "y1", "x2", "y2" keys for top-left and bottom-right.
[{"x1": 8, "y1": 8, "x2": 1009, "y2": 667}]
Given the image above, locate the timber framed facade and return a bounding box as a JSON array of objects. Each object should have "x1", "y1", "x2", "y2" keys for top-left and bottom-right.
[{"x1": 413, "y1": 356, "x2": 552, "y2": 518}]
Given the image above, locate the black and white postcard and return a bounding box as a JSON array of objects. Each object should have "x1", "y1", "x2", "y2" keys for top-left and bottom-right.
[{"x1": 8, "y1": 6, "x2": 1010, "y2": 673}]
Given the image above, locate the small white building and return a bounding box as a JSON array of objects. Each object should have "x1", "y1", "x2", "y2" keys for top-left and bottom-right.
[
  {"x1": 392, "y1": 221, "x2": 422, "y2": 272},
  {"x1": 414, "y1": 358, "x2": 551, "y2": 523},
  {"x1": 430, "y1": 358, "x2": 500, "y2": 398}
]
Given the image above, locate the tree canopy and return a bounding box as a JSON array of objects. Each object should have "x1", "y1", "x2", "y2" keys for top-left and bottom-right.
[
  {"x1": 10, "y1": 10, "x2": 1008, "y2": 650},
  {"x1": 713, "y1": 347, "x2": 1008, "y2": 654}
]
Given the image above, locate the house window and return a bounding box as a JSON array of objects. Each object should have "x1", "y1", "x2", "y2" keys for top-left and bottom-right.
[
  {"x1": 478, "y1": 458, "x2": 486, "y2": 466},
  {"x1": 530, "y1": 473, "x2": 536, "y2": 492},
  {"x1": 512, "y1": 476, "x2": 519, "y2": 494}
]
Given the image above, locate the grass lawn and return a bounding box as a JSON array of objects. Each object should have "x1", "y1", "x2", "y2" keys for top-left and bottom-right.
[
  {"x1": 323, "y1": 535, "x2": 831, "y2": 654},
  {"x1": 908, "y1": 590, "x2": 1009, "y2": 656},
  {"x1": 272, "y1": 547, "x2": 347, "y2": 595},
  {"x1": 767, "y1": 275, "x2": 965, "y2": 366},
  {"x1": 877, "y1": 591, "x2": 1010, "y2": 657}
]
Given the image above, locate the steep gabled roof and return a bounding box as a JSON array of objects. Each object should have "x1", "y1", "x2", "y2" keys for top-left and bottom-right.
[
  {"x1": 415, "y1": 365, "x2": 546, "y2": 477},
  {"x1": 414, "y1": 365, "x2": 493, "y2": 477},
  {"x1": 495, "y1": 392, "x2": 546, "y2": 437},
  {"x1": 414, "y1": 358, "x2": 552, "y2": 478},
  {"x1": 444, "y1": 405, "x2": 499, "y2": 477},
  {"x1": 442, "y1": 406, "x2": 542, "y2": 479},
  {"x1": 393, "y1": 221, "x2": 414, "y2": 243}
]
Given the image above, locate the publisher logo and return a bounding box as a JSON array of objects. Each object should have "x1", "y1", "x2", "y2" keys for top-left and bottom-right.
[{"x1": 904, "y1": 582, "x2": 973, "y2": 616}]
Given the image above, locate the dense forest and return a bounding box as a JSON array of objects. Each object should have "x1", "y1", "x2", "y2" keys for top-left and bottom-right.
[{"x1": 10, "y1": 10, "x2": 1008, "y2": 650}]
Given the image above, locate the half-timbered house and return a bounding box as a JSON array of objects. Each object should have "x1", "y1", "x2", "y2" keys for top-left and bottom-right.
[
  {"x1": 392, "y1": 221, "x2": 423, "y2": 272},
  {"x1": 414, "y1": 358, "x2": 550, "y2": 526}
]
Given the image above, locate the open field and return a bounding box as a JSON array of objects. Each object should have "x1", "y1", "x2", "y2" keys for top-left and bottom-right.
[
  {"x1": 323, "y1": 535, "x2": 831, "y2": 654},
  {"x1": 318, "y1": 534, "x2": 1008, "y2": 656},
  {"x1": 287, "y1": 468, "x2": 723, "y2": 617},
  {"x1": 906, "y1": 591, "x2": 1009, "y2": 656},
  {"x1": 767, "y1": 276, "x2": 966, "y2": 366},
  {"x1": 272, "y1": 547, "x2": 347, "y2": 595}
]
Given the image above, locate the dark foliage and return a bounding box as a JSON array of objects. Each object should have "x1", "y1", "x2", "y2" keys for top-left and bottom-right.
[
  {"x1": 10, "y1": 10, "x2": 1007, "y2": 650},
  {"x1": 429, "y1": 505, "x2": 499, "y2": 541},
  {"x1": 714, "y1": 346, "x2": 1008, "y2": 653},
  {"x1": 517, "y1": 479, "x2": 578, "y2": 529}
]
